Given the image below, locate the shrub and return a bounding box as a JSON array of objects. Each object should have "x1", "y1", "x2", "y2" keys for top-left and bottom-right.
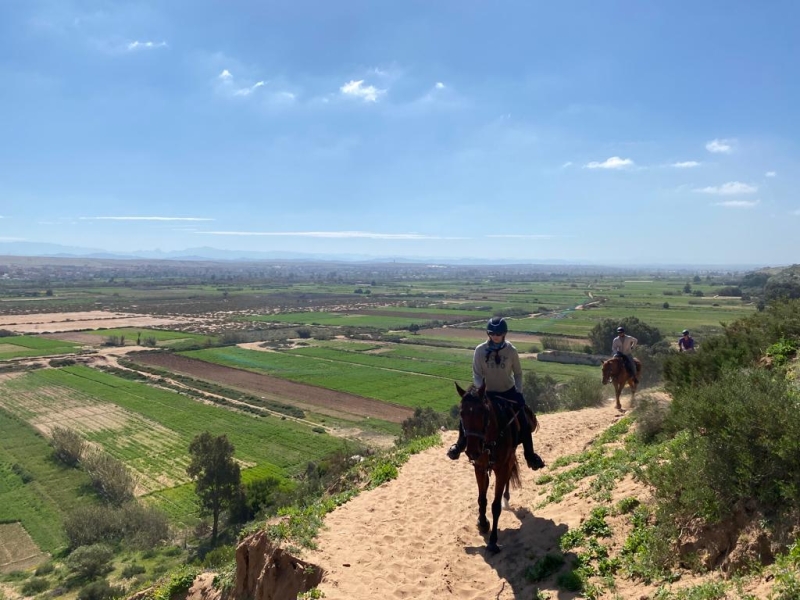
[
  {"x1": 151, "y1": 566, "x2": 199, "y2": 600},
  {"x1": 558, "y1": 375, "x2": 605, "y2": 411},
  {"x1": 64, "y1": 503, "x2": 170, "y2": 549},
  {"x1": 120, "y1": 563, "x2": 146, "y2": 579},
  {"x1": 66, "y1": 544, "x2": 114, "y2": 580},
  {"x1": 399, "y1": 407, "x2": 450, "y2": 442},
  {"x1": 81, "y1": 450, "x2": 136, "y2": 506},
  {"x1": 523, "y1": 372, "x2": 560, "y2": 413},
  {"x1": 49, "y1": 358, "x2": 77, "y2": 367},
  {"x1": 77, "y1": 580, "x2": 125, "y2": 600},
  {"x1": 34, "y1": 562, "x2": 55, "y2": 576},
  {"x1": 632, "y1": 393, "x2": 669, "y2": 443},
  {"x1": 201, "y1": 545, "x2": 235, "y2": 569},
  {"x1": 633, "y1": 340, "x2": 674, "y2": 388},
  {"x1": 51, "y1": 426, "x2": 86, "y2": 467},
  {"x1": 141, "y1": 336, "x2": 158, "y2": 347},
  {"x1": 21, "y1": 577, "x2": 50, "y2": 596},
  {"x1": 541, "y1": 336, "x2": 579, "y2": 352},
  {"x1": 369, "y1": 461, "x2": 398, "y2": 488},
  {"x1": 651, "y1": 369, "x2": 800, "y2": 524},
  {"x1": 296, "y1": 328, "x2": 312, "y2": 339}
]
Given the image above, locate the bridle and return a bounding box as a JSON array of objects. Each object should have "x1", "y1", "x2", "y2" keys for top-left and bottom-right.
[{"x1": 460, "y1": 389, "x2": 493, "y2": 463}]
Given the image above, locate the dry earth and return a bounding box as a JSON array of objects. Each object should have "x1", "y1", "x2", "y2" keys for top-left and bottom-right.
[{"x1": 0, "y1": 311, "x2": 193, "y2": 333}]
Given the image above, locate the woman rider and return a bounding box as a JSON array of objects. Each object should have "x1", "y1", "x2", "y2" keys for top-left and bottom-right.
[{"x1": 447, "y1": 317, "x2": 545, "y2": 470}]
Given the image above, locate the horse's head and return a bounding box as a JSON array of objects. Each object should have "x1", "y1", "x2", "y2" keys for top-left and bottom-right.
[
  {"x1": 455, "y1": 382, "x2": 491, "y2": 461},
  {"x1": 601, "y1": 358, "x2": 618, "y2": 384}
]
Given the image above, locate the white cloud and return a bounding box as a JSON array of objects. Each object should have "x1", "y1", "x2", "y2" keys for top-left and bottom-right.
[
  {"x1": 561, "y1": 161, "x2": 573, "y2": 169},
  {"x1": 765, "y1": 171, "x2": 777, "y2": 177},
  {"x1": 585, "y1": 156, "x2": 634, "y2": 169},
  {"x1": 792, "y1": 209, "x2": 800, "y2": 216},
  {"x1": 218, "y1": 69, "x2": 233, "y2": 80},
  {"x1": 340, "y1": 80, "x2": 384, "y2": 102},
  {"x1": 715, "y1": 199, "x2": 760, "y2": 209},
  {"x1": 80, "y1": 216, "x2": 214, "y2": 221},
  {"x1": 705, "y1": 138, "x2": 735, "y2": 154},
  {"x1": 486, "y1": 234, "x2": 556, "y2": 239},
  {"x1": 435, "y1": 82, "x2": 445, "y2": 90},
  {"x1": 671, "y1": 161, "x2": 700, "y2": 168},
  {"x1": 127, "y1": 40, "x2": 167, "y2": 51},
  {"x1": 233, "y1": 81, "x2": 265, "y2": 97},
  {"x1": 197, "y1": 230, "x2": 463, "y2": 240},
  {"x1": 693, "y1": 181, "x2": 758, "y2": 195}
]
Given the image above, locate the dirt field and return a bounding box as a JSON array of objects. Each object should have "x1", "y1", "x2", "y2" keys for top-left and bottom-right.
[
  {"x1": 420, "y1": 327, "x2": 591, "y2": 346},
  {"x1": 0, "y1": 523, "x2": 47, "y2": 574},
  {"x1": 41, "y1": 331, "x2": 103, "y2": 345},
  {"x1": 0, "y1": 311, "x2": 192, "y2": 333},
  {"x1": 128, "y1": 353, "x2": 414, "y2": 423}
]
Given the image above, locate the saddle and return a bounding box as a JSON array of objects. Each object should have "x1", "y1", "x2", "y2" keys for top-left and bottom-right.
[{"x1": 486, "y1": 393, "x2": 528, "y2": 447}]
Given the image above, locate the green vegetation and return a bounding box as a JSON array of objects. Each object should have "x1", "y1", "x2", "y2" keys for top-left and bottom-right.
[{"x1": 0, "y1": 335, "x2": 78, "y2": 360}]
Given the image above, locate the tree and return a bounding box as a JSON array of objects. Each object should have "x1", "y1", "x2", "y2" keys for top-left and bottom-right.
[
  {"x1": 683, "y1": 282, "x2": 692, "y2": 294},
  {"x1": 187, "y1": 432, "x2": 241, "y2": 542},
  {"x1": 408, "y1": 323, "x2": 420, "y2": 335},
  {"x1": 588, "y1": 317, "x2": 663, "y2": 354},
  {"x1": 50, "y1": 426, "x2": 86, "y2": 467}
]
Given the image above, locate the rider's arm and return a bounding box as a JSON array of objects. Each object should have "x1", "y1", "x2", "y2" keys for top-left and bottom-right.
[
  {"x1": 611, "y1": 337, "x2": 621, "y2": 353},
  {"x1": 629, "y1": 336, "x2": 638, "y2": 350},
  {"x1": 472, "y1": 347, "x2": 484, "y2": 388},
  {"x1": 511, "y1": 348, "x2": 523, "y2": 393}
]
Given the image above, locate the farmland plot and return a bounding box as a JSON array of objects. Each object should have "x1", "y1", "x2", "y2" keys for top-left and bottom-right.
[
  {"x1": 0, "y1": 366, "x2": 345, "y2": 523},
  {"x1": 0, "y1": 336, "x2": 78, "y2": 360}
]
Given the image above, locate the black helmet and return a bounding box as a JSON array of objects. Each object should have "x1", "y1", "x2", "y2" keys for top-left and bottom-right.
[
  {"x1": 682, "y1": 329, "x2": 690, "y2": 335},
  {"x1": 616, "y1": 326, "x2": 625, "y2": 333},
  {"x1": 487, "y1": 317, "x2": 508, "y2": 336}
]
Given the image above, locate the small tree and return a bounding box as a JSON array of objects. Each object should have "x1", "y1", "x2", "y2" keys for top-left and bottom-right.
[
  {"x1": 683, "y1": 283, "x2": 692, "y2": 294},
  {"x1": 50, "y1": 426, "x2": 86, "y2": 467},
  {"x1": 408, "y1": 324, "x2": 420, "y2": 335},
  {"x1": 187, "y1": 432, "x2": 241, "y2": 542},
  {"x1": 66, "y1": 544, "x2": 114, "y2": 581},
  {"x1": 82, "y1": 450, "x2": 136, "y2": 506}
]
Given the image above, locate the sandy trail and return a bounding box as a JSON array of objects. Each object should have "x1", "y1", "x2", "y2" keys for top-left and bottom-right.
[{"x1": 305, "y1": 401, "x2": 628, "y2": 599}]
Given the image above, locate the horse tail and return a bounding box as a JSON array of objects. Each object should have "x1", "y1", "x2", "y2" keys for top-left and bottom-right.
[{"x1": 508, "y1": 454, "x2": 521, "y2": 489}]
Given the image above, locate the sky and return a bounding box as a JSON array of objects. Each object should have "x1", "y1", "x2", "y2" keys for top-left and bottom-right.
[{"x1": 1, "y1": 0, "x2": 799, "y2": 266}]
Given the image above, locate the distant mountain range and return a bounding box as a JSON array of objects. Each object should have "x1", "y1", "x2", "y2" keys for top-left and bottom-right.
[
  {"x1": 0, "y1": 241, "x2": 773, "y2": 270},
  {"x1": 0, "y1": 241, "x2": 578, "y2": 266}
]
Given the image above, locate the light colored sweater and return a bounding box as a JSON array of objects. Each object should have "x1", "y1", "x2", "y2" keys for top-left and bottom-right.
[
  {"x1": 612, "y1": 335, "x2": 638, "y2": 355},
  {"x1": 472, "y1": 341, "x2": 523, "y2": 393}
]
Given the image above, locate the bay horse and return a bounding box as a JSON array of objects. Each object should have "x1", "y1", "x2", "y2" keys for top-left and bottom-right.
[
  {"x1": 601, "y1": 354, "x2": 642, "y2": 410},
  {"x1": 455, "y1": 382, "x2": 528, "y2": 554}
]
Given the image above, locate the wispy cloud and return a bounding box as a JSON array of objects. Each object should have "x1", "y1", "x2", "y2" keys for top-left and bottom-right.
[
  {"x1": 80, "y1": 216, "x2": 214, "y2": 221},
  {"x1": 340, "y1": 80, "x2": 385, "y2": 102},
  {"x1": 671, "y1": 161, "x2": 700, "y2": 168},
  {"x1": 715, "y1": 199, "x2": 760, "y2": 209},
  {"x1": 233, "y1": 81, "x2": 265, "y2": 96},
  {"x1": 585, "y1": 156, "x2": 634, "y2": 169},
  {"x1": 705, "y1": 138, "x2": 735, "y2": 154},
  {"x1": 485, "y1": 234, "x2": 557, "y2": 239},
  {"x1": 765, "y1": 171, "x2": 777, "y2": 178},
  {"x1": 218, "y1": 69, "x2": 233, "y2": 80},
  {"x1": 792, "y1": 209, "x2": 800, "y2": 217},
  {"x1": 127, "y1": 40, "x2": 167, "y2": 51},
  {"x1": 197, "y1": 230, "x2": 463, "y2": 240},
  {"x1": 693, "y1": 182, "x2": 758, "y2": 195},
  {"x1": 561, "y1": 161, "x2": 573, "y2": 169},
  {"x1": 435, "y1": 82, "x2": 445, "y2": 90}
]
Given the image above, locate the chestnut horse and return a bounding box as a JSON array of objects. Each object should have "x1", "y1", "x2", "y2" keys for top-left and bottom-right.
[
  {"x1": 601, "y1": 355, "x2": 642, "y2": 410},
  {"x1": 455, "y1": 382, "x2": 528, "y2": 554}
]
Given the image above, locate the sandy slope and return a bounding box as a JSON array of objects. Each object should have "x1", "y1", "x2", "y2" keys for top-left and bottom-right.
[{"x1": 304, "y1": 401, "x2": 630, "y2": 599}]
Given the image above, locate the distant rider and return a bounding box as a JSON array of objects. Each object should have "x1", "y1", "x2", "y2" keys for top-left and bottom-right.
[
  {"x1": 678, "y1": 329, "x2": 695, "y2": 352},
  {"x1": 447, "y1": 317, "x2": 545, "y2": 470},
  {"x1": 612, "y1": 326, "x2": 638, "y2": 384}
]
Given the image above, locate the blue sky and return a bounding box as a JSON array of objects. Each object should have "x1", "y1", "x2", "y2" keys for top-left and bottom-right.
[{"x1": 1, "y1": 0, "x2": 798, "y2": 265}]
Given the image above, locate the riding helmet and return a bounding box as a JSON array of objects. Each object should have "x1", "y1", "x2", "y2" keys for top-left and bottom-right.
[
  {"x1": 616, "y1": 326, "x2": 625, "y2": 333},
  {"x1": 682, "y1": 329, "x2": 690, "y2": 335},
  {"x1": 487, "y1": 317, "x2": 508, "y2": 336}
]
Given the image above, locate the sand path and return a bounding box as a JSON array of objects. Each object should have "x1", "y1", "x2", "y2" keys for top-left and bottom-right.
[{"x1": 305, "y1": 401, "x2": 628, "y2": 599}]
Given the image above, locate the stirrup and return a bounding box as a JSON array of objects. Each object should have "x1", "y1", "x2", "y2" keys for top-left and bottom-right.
[{"x1": 446, "y1": 444, "x2": 462, "y2": 461}]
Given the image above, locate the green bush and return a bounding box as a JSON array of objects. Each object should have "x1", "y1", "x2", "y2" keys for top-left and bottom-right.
[
  {"x1": 21, "y1": 577, "x2": 50, "y2": 596},
  {"x1": 77, "y1": 580, "x2": 125, "y2": 600},
  {"x1": 632, "y1": 393, "x2": 670, "y2": 443},
  {"x1": 651, "y1": 369, "x2": 800, "y2": 523},
  {"x1": 34, "y1": 562, "x2": 55, "y2": 576},
  {"x1": 66, "y1": 544, "x2": 114, "y2": 581},
  {"x1": 50, "y1": 426, "x2": 86, "y2": 467},
  {"x1": 399, "y1": 407, "x2": 451, "y2": 442},
  {"x1": 64, "y1": 503, "x2": 170, "y2": 549},
  {"x1": 589, "y1": 317, "x2": 663, "y2": 354},
  {"x1": 523, "y1": 372, "x2": 560, "y2": 413},
  {"x1": 558, "y1": 375, "x2": 605, "y2": 411},
  {"x1": 120, "y1": 563, "x2": 146, "y2": 579},
  {"x1": 525, "y1": 553, "x2": 565, "y2": 582}
]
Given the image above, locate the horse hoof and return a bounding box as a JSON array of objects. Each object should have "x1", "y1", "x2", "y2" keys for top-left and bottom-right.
[
  {"x1": 477, "y1": 520, "x2": 490, "y2": 534},
  {"x1": 486, "y1": 542, "x2": 501, "y2": 555}
]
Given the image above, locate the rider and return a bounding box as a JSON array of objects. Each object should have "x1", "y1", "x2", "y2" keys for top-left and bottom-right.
[
  {"x1": 447, "y1": 317, "x2": 545, "y2": 470},
  {"x1": 678, "y1": 329, "x2": 695, "y2": 352},
  {"x1": 612, "y1": 326, "x2": 638, "y2": 384}
]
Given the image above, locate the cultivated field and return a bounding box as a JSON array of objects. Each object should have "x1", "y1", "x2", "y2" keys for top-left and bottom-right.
[
  {"x1": 0, "y1": 523, "x2": 48, "y2": 574},
  {"x1": 0, "y1": 311, "x2": 194, "y2": 333},
  {"x1": 0, "y1": 336, "x2": 79, "y2": 360}
]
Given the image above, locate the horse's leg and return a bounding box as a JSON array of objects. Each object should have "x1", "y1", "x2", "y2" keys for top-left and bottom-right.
[
  {"x1": 502, "y1": 480, "x2": 511, "y2": 510},
  {"x1": 614, "y1": 381, "x2": 622, "y2": 411},
  {"x1": 486, "y1": 464, "x2": 506, "y2": 554},
  {"x1": 475, "y1": 466, "x2": 490, "y2": 533}
]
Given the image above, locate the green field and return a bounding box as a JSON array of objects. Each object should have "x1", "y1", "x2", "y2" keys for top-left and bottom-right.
[
  {"x1": 85, "y1": 327, "x2": 212, "y2": 348},
  {"x1": 0, "y1": 407, "x2": 95, "y2": 553},
  {"x1": 0, "y1": 335, "x2": 79, "y2": 360},
  {"x1": 0, "y1": 366, "x2": 345, "y2": 525},
  {"x1": 184, "y1": 345, "x2": 596, "y2": 412}
]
